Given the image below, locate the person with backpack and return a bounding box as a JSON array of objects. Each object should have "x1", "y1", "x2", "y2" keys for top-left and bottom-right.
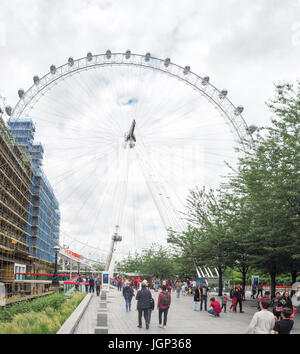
[
  {"x1": 158, "y1": 284, "x2": 171, "y2": 329},
  {"x1": 136, "y1": 282, "x2": 152, "y2": 329},
  {"x1": 273, "y1": 307, "x2": 294, "y2": 334}
]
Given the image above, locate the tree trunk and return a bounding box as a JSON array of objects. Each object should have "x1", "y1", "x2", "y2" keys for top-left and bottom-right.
[
  {"x1": 242, "y1": 268, "x2": 247, "y2": 300},
  {"x1": 270, "y1": 271, "x2": 276, "y2": 298},
  {"x1": 218, "y1": 267, "x2": 223, "y2": 296},
  {"x1": 291, "y1": 270, "x2": 298, "y2": 284}
]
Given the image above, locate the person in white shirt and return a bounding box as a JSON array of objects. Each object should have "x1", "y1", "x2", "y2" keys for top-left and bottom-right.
[{"x1": 245, "y1": 298, "x2": 275, "y2": 334}]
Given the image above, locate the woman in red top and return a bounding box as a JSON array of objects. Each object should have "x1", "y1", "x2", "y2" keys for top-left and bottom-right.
[{"x1": 158, "y1": 284, "x2": 171, "y2": 329}]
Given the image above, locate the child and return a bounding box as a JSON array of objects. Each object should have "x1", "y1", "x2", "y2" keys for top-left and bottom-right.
[
  {"x1": 273, "y1": 307, "x2": 294, "y2": 334},
  {"x1": 221, "y1": 293, "x2": 228, "y2": 313},
  {"x1": 208, "y1": 297, "x2": 221, "y2": 317}
]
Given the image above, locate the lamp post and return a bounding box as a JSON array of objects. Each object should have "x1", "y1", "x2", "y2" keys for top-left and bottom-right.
[{"x1": 52, "y1": 245, "x2": 60, "y2": 287}]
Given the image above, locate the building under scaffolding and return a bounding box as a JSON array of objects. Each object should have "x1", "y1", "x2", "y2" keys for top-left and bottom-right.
[
  {"x1": 0, "y1": 113, "x2": 33, "y2": 286},
  {"x1": 8, "y1": 118, "x2": 60, "y2": 274}
]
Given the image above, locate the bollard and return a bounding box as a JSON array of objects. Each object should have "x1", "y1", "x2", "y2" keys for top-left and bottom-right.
[
  {"x1": 100, "y1": 291, "x2": 107, "y2": 301},
  {"x1": 99, "y1": 301, "x2": 107, "y2": 310},
  {"x1": 97, "y1": 310, "x2": 108, "y2": 327},
  {"x1": 95, "y1": 326, "x2": 108, "y2": 334}
]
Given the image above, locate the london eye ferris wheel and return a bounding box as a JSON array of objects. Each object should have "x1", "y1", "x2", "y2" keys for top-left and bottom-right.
[{"x1": 5, "y1": 50, "x2": 249, "y2": 268}]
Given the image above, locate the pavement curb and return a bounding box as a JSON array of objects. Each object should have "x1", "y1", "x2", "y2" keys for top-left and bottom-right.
[{"x1": 56, "y1": 293, "x2": 93, "y2": 334}]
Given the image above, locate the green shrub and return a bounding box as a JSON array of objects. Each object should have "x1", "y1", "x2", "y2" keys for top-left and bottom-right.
[
  {"x1": 0, "y1": 292, "x2": 85, "y2": 334},
  {"x1": 0, "y1": 292, "x2": 66, "y2": 323}
]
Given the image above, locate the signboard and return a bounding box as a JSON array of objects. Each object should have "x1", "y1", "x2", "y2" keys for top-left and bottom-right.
[
  {"x1": 102, "y1": 272, "x2": 110, "y2": 291},
  {"x1": 252, "y1": 276, "x2": 259, "y2": 286}
]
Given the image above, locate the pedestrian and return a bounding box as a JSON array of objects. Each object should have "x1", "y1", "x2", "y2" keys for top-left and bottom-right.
[
  {"x1": 271, "y1": 292, "x2": 282, "y2": 320},
  {"x1": 137, "y1": 277, "x2": 141, "y2": 290},
  {"x1": 117, "y1": 277, "x2": 122, "y2": 292},
  {"x1": 257, "y1": 282, "x2": 263, "y2": 298},
  {"x1": 145, "y1": 280, "x2": 154, "y2": 323},
  {"x1": 208, "y1": 297, "x2": 221, "y2": 317},
  {"x1": 154, "y1": 279, "x2": 159, "y2": 292},
  {"x1": 279, "y1": 291, "x2": 293, "y2": 311},
  {"x1": 229, "y1": 287, "x2": 237, "y2": 312},
  {"x1": 123, "y1": 281, "x2": 135, "y2": 312},
  {"x1": 175, "y1": 280, "x2": 181, "y2": 298},
  {"x1": 85, "y1": 275, "x2": 89, "y2": 293},
  {"x1": 194, "y1": 284, "x2": 200, "y2": 311},
  {"x1": 273, "y1": 307, "x2": 294, "y2": 335},
  {"x1": 192, "y1": 279, "x2": 197, "y2": 295},
  {"x1": 158, "y1": 284, "x2": 171, "y2": 329},
  {"x1": 245, "y1": 298, "x2": 275, "y2": 334},
  {"x1": 200, "y1": 282, "x2": 210, "y2": 311},
  {"x1": 251, "y1": 283, "x2": 257, "y2": 299},
  {"x1": 89, "y1": 275, "x2": 95, "y2": 293},
  {"x1": 236, "y1": 284, "x2": 244, "y2": 313},
  {"x1": 95, "y1": 276, "x2": 101, "y2": 296},
  {"x1": 136, "y1": 282, "x2": 152, "y2": 329},
  {"x1": 257, "y1": 291, "x2": 271, "y2": 310},
  {"x1": 221, "y1": 293, "x2": 228, "y2": 313}
]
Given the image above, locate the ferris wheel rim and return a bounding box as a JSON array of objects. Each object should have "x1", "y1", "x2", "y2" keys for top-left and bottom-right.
[{"x1": 8, "y1": 51, "x2": 249, "y2": 144}]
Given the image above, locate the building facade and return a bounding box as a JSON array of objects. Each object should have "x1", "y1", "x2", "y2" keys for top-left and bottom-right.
[
  {"x1": 7, "y1": 118, "x2": 60, "y2": 273},
  {"x1": 0, "y1": 114, "x2": 33, "y2": 283}
]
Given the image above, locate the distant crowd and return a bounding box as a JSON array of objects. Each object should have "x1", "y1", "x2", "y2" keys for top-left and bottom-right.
[{"x1": 116, "y1": 276, "x2": 297, "y2": 334}]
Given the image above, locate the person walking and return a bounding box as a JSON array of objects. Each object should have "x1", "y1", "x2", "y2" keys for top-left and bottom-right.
[
  {"x1": 175, "y1": 280, "x2": 181, "y2": 298},
  {"x1": 257, "y1": 282, "x2": 263, "y2": 298},
  {"x1": 89, "y1": 275, "x2": 95, "y2": 293},
  {"x1": 123, "y1": 281, "x2": 134, "y2": 312},
  {"x1": 85, "y1": 275, "x2": 89, "y2": 293},
  {"x1": 136, "y1": 282, "x2": 152, "y2": 329},
  {"x1": 194, "y1": 284, "x2": 200, "y2": 311},
  {"x1": 117, "y1": 277, "x2": 122, "y2": 292},
  {"x1": 251, "y1": 283, "x2": 257, "y2": 299},
  {"x1": 158, "y1": 284, "x2": 171, "y2": 329},
  {"x1": 95, "y1": 276, "x2": 101, "y2": 296},
  {"x1": 245, "y1": 298, "x2": 275, "y2": 334},
  {"x1": 200, "y1": 282, "x2": 210, "y2": 311}
]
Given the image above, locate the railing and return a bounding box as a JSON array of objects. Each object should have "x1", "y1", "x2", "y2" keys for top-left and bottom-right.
[{"x1": 14, "y1": 273, "x2": 75, "y2": 282}]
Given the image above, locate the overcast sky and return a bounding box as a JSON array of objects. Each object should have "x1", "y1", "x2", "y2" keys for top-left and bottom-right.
[{"x1": 0, "y1": 0, "x2": 300, "y2": 260}]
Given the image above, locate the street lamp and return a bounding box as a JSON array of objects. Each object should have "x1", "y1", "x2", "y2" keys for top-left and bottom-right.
[{"x1": 52, "y1": 245, "x2": 60, "y2": 287}]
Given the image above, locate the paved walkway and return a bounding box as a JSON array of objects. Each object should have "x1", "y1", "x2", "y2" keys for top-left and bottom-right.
[{"x1": 74, "y1": 288, "x2": 300, "y2": 334}]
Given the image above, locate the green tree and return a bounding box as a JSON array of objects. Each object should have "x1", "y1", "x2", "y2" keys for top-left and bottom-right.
[{"x1": 228, "y1": 82, "x2": 300, "y2": 296}]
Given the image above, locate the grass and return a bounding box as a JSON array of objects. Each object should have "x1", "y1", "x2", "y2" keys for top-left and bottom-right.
[{"x1": 0, "y1": 292, "x2": 85, "y2": 334}]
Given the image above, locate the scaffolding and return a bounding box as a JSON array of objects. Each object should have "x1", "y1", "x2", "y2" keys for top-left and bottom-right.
[
  {"x1": 0, "y1": 110, "x2": 61, "y2": 300},
  {"x1": 0, "y1": 115, "x2": 33, "y2": 297},
  {"x1": 8, "y1": 118, "x2": 60, "y2": 272}
]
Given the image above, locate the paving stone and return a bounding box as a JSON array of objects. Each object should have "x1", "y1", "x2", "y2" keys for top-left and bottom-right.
[{"x1": 74, "y1": 289, "x2": 300, "y2": 334}]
